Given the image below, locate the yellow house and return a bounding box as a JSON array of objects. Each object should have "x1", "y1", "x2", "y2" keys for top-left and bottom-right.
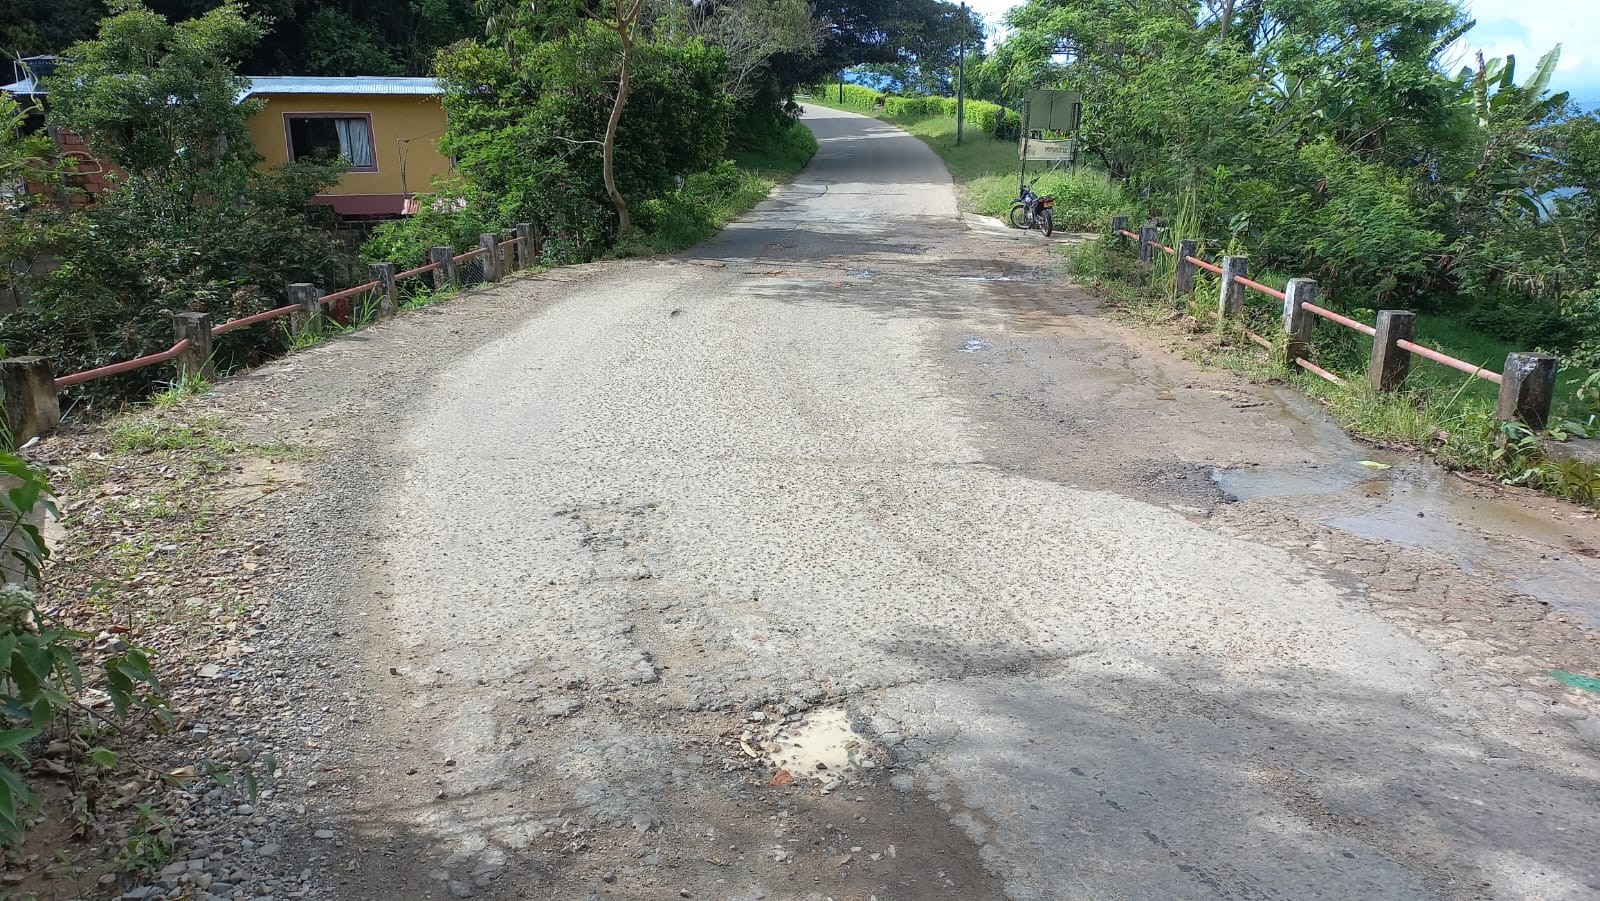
[{"x1": 242, "y1": 76, "x2": 453, "y2": 218}]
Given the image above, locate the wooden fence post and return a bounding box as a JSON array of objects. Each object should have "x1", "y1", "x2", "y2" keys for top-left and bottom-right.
[
  {"x1": 288, "y1": 283, "x2": 323, "y2": 338},
  {"x1": 1137, "y1": 223, "x2": 1157, "y2": 264},
  {"x1": 1368, "y1": 310, "x2": 1415, "y2": 392},
  {"x1": 1218, "y1": 255, "x2": 1247, "y2": 319},
  {"x1": 429, "y1": 246, "x2": 457, "y2": 291},
  {"x1": 1174, "y1": 239, "x2": 1198, "y2": 297},
  {"x1": 369, "y1": 262, "x2": 398, "y2": 318},
  {"x1": 172, "y1": 312, "x2": 215, "y2": 382},
  {"x1": 1110, "y1": 215, "x2": 1128, "y2": 245},
  {"x1": 1496, "y1": 352, "x2": 1558, "y2": 429},
  {"x1": 1282, "y1": 278, "x2": 1317, "y2": 367},
  {"x1": 0, "y1": 357, "x2": 60, "y2": 445},
  {"x1": 479, "y1": 234, "x2": 501, "y2": 283}
]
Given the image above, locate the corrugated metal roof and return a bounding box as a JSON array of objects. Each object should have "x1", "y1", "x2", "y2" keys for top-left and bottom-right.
[
  {"x1": 242, "y1": 76, "x2": 442, "y2": 97},
  {"x1": 4, "y1": 74, "x2": 443, "y2": 101},
  {"x1": 1, "y1": 77, "x2": 41, "y2": 95}
]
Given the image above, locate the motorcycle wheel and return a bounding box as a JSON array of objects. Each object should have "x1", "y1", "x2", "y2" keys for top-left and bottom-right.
[
  {"x1": 1040, "y1": 210, "x2": 1054, "y2": 237},
  {"x1": 1008, "y1": 204, "x2": 1030, "y2": 229}
]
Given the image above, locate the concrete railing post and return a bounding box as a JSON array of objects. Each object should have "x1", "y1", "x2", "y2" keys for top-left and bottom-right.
[
  {"x1": 369, "y1": 262, "x2": 398, "y2": 318},
  {"x1": 172, "y1": 311, "x2": 215, "y2": 382},
  {"x1": 1110, "y1": 215, "x2": 1128, "y2": 245},
  {"x1": 0, "y1": 357, "x2": 60, "y2": 445},
  {"x1": 1282, "y1": 278, "x2": 1317, "y2": 367},
  {"x1": 499, "y1": 234, "x2": 515, "y2": 275},
  {"x1": 1137, "y1": 223, "x2": 1157, "y2": 264},
  {"x1": 530, "y1": 222, "x2": 544, "y2": 262},
  {"x1": 1368, "y1": 310, "x2": 1416, "y2": 393},
  {"x1": 288, "y1": 283, "x2": 323, "y2": 338},
  {"x1": 516, "y1": 223, "x2": 534, "y2": 269},
  {"x1": 1218, "y1": 255, "x2": 1247, "y2": 319},
  {"x1": 1174, "y1": 239, "x2": 1198, "y2": 297},
  {"x1": 429, "y1": 246, "x2": 457, "y2": 291},
  {"x1": 1496, "y1": 352, "x2": 1559, "y2": 430},
  {"x1": 479, "y1": 233, "x2": 501, "y2": 283}
]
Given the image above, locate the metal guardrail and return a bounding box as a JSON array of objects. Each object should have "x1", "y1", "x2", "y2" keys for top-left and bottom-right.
[
  {"x1": 56, "y1": 339, "x2": 192, "y2": 388},
  {"x1": 52, "y1": 230, "x2": 525, "y2": 390}
]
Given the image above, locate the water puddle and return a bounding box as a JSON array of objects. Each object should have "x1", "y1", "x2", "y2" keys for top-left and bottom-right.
[
  {"x1": 954, "y1": 275, "x2": 1014, "y2": 282},
  {"x1": 958, "y1": 337, "x2": 989, "y2": 353},
  {"x1": 760, "y1": 707, "x2": 879, "y2": 783},
  {"x1": 1212, "y1": 464, "x2": 1372, "y2": 502},
  {"x1": 1209, "y1": 389, "x2": 1600, "y2": 626},
  {"x1": 847, "y1": 268, "x2": 878, "y2": 278},
  {"x1": 1325, "y1": 479, "x2": 1600, "y2": 625}
]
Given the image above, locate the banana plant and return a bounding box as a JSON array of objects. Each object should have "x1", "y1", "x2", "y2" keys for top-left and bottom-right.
[{"x1": 1459, "y1": 45, "x2": 1569, "y2": 131}]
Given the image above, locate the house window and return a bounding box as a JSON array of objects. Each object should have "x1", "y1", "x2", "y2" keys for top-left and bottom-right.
[{"x1": 286, "y1": 115, "x2": 376, "y2": 170}]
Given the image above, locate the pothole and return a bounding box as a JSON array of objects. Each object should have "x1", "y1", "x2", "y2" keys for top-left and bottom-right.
[{"x1": 759, "y1": 707, "x2": 882, "y2": 784}]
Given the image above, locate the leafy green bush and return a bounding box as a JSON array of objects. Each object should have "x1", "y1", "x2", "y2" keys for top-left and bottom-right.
[
  {"x1": 362, "y1": 187, "x2": 505, "y2": 268},
  {"x1": 1258, "y1": 139, "x2": 1442, "y2": 310},
  {"x1": 883, "y1": 95, "x2": 932, "y2": 118},
  {"x1": 965, "y1": 99, "x2": 1006, "y2": 134},
  {"x1": 437, "y1": 27, "x2": 733, "y2": 244},
  {"x1": 0, "y1": 452, "x2": 162, "y2": 849},
  {"x1": 730, "y1": 117, "x2": 819, "y2": 174},
  {"x1": 1467, "y1": 293, "x2": 1587, "y2": 352},
  {"x1": 622, "y1": 160, "x2": 777, "y2": 254},
  {"x1": 807, "y1": 83, "x2": 882, "y2": 111}
]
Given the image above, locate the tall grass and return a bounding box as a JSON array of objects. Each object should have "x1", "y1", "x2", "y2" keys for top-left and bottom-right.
[{"x1": 617, "y1": 121, "x2": 819, "y2": 256}]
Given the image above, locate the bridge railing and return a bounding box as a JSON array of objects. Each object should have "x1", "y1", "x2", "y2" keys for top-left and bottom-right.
[
  {"x1": 1109, "y1": 215, "x2": 1558, "y2": 430},
  {"x1": 1, "y1": 223, "x2": 546, "y2": 445}
]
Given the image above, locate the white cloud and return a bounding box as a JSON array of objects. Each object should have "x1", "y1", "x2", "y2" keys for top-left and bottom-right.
[
  {"x1": 1461, "y1": 0, "x2": 1600, "y2": 98},
  {"x1": 962, "y1": 0, "x2": 1019, "y2": 48}
]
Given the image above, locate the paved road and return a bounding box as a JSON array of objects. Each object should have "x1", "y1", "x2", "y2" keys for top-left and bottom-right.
[{"x1": 238, "y1": 106, "x2": 1600, "y2": 900}]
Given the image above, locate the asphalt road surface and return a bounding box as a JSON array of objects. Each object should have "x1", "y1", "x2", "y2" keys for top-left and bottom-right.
[{"x1": 222, "y1": 105, "x2": 1600, "y2": 901}]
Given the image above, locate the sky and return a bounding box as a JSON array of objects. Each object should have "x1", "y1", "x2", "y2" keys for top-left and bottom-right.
[{"x1": 961, "y1": 0, "x2": 1600, "y2": 106}]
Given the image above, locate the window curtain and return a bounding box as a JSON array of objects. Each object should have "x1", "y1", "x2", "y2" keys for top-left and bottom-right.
[{"x1": 335, "y1": 118, "x2": 374, "y2": 168}]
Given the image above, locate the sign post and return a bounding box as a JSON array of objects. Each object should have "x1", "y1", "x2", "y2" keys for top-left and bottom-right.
[{"x1": 1018, "y1": 90, "x2": 1083, "y2": 191}]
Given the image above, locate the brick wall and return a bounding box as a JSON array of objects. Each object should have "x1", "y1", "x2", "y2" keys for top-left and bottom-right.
[{"x1": 24, "y1": 128, "x2": 123, "y2": 208}]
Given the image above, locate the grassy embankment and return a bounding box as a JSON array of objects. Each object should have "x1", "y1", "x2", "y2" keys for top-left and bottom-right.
[{"x1": 617, "y1": 122, "x2": 820, "y2": 255}]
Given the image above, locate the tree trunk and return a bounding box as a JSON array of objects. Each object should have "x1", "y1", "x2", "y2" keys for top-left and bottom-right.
[
  {"x1": 602, "y1": 28, "x2": 633, "y2": 233},
  {"x1": 1218, "y1": 0, "x2": 1235, "y2": 42}
]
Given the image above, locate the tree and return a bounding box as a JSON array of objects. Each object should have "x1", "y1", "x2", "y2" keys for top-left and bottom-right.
[
  {"x1": 1, "y1": 0, "x2": 483, "y2": 77},
  {"x1": 3, "y1": 2, "x2": 344, "y2": 397},
  {"x1": 435, "y1": 10, "x2": 733, "y2": 246},
  {"x1": 475, "y1": 0, "x2": 657, "y2": 231},
  {"x1": 684, "y1": 0, "x2": 821, "y2": 102},
  {"x1": 44, "y1": 2, "x2": 264, "y2": 176}
]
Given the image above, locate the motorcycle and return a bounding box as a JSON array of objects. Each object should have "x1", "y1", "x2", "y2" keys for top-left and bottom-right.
[{"x1": 1008, "y1": 179, "x2": 1056, "y2": 237}]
